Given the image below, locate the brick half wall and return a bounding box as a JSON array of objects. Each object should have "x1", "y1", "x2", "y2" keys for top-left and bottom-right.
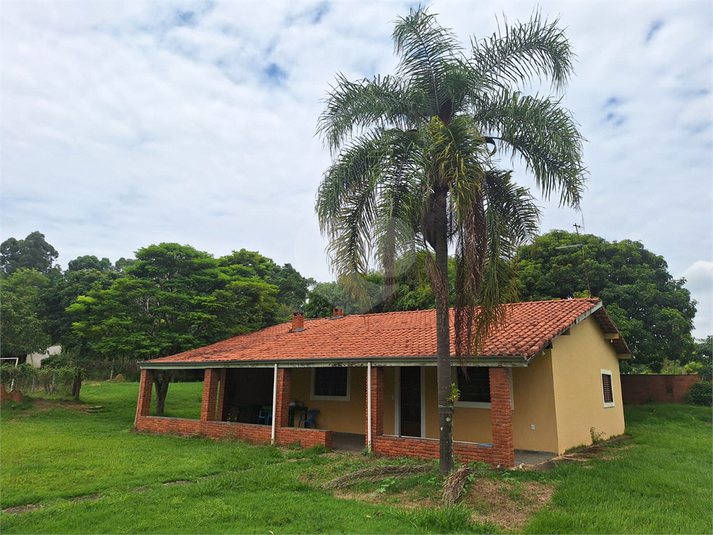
[
  {"x1": 621, "y1": 374, "x2": 703, "y2": 405},
  {"x1": 135, "y1": 415, "x2": 332, "y2": 449},
  {"x1": 373, "y1": 436, "x2": 497, "y2": 465}
]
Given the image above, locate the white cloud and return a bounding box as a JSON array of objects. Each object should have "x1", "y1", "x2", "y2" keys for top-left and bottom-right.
[
  {"x1": 683, "y1": 261, "x2": 713, "y2": 338},
  {"x1": 1, "y1": 0, "x2": 711, "y2": 335}
]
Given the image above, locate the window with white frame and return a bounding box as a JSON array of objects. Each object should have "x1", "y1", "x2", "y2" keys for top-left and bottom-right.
[
  {"x1": 311, "y1": 367, "x2": 350, "y2": 400},
  {"x1": 454, "y1": 367, "x2": 491, "y2": 408},
  {"x1": 601, "y1": 370, "x2": 615, "y2": 407}
]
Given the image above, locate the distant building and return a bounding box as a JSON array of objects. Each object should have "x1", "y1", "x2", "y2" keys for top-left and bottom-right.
[{"x1": 26, "y1": 345, "x2": 61, "y2": 368}]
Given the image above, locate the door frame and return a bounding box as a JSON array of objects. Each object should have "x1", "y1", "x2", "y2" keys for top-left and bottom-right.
[{"x1": 394, "y1": 366, "x2": 426, "y2": 438}]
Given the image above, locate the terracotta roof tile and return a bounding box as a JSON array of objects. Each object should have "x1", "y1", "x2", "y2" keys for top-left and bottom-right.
[{"x1": 146, "y1": 298, "x2": 628, "y2": 366}]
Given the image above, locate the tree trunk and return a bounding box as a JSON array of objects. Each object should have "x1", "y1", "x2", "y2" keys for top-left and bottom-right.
[
  {"x1": 72, "y1": 368, "x2": 82, "y2": 402},
  {"x1": 433, "y1": 187, "x2": 454, "y2": 474},
  {"x1": 153, "y1": 370, "x2": 172, "y2": 416}
]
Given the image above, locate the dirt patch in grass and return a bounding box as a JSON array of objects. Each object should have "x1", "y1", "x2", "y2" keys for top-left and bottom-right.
[
  {"x1": 464, "y1": 478, "x2": 554, "y2": 531},
  {"x1": 70, "y1": 494, "x2": 102, "y2": 503},
  {"x1": 2, "y1": 504, "x2": 42, "y2": 515},
  {"x1": 332, "y1": 476, "x2": 553, "y2": 531},
  {"x1": 333, "y1": 488, "x2": 440, "y2": 510},
  {"x1": 7, "y1": 398, "x2": 88, "y2": 416}
]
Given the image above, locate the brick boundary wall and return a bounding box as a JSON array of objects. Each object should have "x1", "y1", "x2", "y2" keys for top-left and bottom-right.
[
  {"x1": 135, "y1": 415, "x2": 332, "y2": 449},
  {"x1": 620, "y1": 374, "x2": 703, "y2": 405},
  {"x1": 372, "y1": 436, "x2": 496, "y2": 465}
]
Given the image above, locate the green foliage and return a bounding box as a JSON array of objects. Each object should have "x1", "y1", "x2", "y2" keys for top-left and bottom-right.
[
  {"x1": 684, "y1": 381, "x2": 712, "y2": 406},
  {"x1": 1, "y1": 385, "x2": 711, "y2": 534},
  {"x1": 0, "y1": 269, "x2": 52, "y2": 357},
  {"x1": 516, "y1": 230, "x2": 697, "y2": 372},
  {"x1": 0, "y1": 231, "x2": 58, "y2": 276},
  {"x1": 0, "y1": 362, "x2": 76, "y2": 396},
  {"x1": 690, "y1": 337, "x2": 712, "y2": 381}
]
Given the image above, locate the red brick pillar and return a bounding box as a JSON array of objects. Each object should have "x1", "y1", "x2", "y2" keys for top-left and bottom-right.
[
  {"x1": 274, "y1": 368, "x2": 291, "y2": 428},
  {"x1": 201, "y1": 369, "x2": 220, "y2": 421},
  {"x1": 135, "y1": 369, "x2": 154, "y2": 422},
  {"x1": 490, "y1": 367, "x2": 515, "y2": 467},
  {"x1": 366, "y1": 366, "x2": 384, "y2": 446},
  {"x1": 216, "y1": 369, "x2": 227, "y2": 421}
]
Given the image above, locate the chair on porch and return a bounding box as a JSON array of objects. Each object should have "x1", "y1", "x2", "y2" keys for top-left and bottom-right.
[
  {"x1": 257, "y1": 405, "x2": 272, "y2": 425},
  {"x1": 299, "y1": 408, "x2": 319, "y2": 429}
]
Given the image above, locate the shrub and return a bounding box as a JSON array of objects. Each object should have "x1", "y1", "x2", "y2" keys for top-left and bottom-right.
[{"x1": 684, "y1": 381, "x2": 712, "y2": 406}]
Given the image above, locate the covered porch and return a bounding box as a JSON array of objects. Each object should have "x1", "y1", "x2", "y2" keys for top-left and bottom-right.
[{"x1": 134, "y1": 362, "x2": 517, "y2": 467}]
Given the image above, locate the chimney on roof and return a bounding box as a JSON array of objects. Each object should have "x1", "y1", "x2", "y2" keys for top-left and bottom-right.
[
  {"x1": 331, "y1": 308, "x2": 344, "y2": 319},
  {"x1": 291, "y1": 311, "x2": 305, "y2": 332}
]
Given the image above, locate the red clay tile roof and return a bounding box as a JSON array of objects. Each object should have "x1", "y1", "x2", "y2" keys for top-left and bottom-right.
[{"x1": 143, "y1": 299, "x2": 629, "y2": 368}]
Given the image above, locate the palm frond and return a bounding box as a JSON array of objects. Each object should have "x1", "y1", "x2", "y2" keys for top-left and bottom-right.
[
  {"x1": 317, "y1": 74, "x2": 417, "y2": 154},
  {"x1": 393, "y1": 6, "x2": 464, "y2": 120},
  {"x1": 474, "y1": 90, "x2": 586, "y2": 207},
  {"x1": 469, "y1": 10, "x2": 574, "y2": 93}
]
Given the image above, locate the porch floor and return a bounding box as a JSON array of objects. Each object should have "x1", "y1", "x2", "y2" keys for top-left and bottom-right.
[
  {"x1": 514, "y1": 449, "x2": 557, "y2": 466},
  {"x1": 332, "y1": 433, "x2": 366, "y2": 453}
]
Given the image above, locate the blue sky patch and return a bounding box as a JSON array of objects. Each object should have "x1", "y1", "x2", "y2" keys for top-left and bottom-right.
[
  {"x1": 263, "y1": 63, "x2": 288, "y2": 85},
  {"x1": 646, "y1": 20, "x2": 664, "y2": 43}
]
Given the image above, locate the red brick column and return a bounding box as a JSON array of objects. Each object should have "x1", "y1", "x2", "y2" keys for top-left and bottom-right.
[
  {"x1": 489, "y1": 367, "x2": 515, "y2": 467},
  {"x1": 201, "y1": 369, "x2": 220, "y2": 422},
  {"x1": 135, "y1": 369, "x2": 154, "y2": 421},
  {"x1": 275, "y1": 368, "x2": 291, "y2": 428},
  {"x1": 216, "y1": 369, "x2": 227, "y2": 421},
  {"x1": 366, "y1": 366, "x2": 385, "y2": 446}
]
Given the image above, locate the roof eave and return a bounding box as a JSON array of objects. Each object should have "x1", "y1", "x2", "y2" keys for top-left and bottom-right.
[{"x1": 138, "y1": 354, "x2": 530, "y2": 370}]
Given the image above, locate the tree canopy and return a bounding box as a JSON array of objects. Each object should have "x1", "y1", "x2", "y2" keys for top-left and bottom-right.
[
  {"x1": 516, "y1": 230, "x2": 697, "y2": 372},
  {"x1": 0, "y1": 231, "x2": 59, "y2": 276},
  {"x1": 66, "y1": 243, "x2": 311, "y2": 412},
  {"x1": 0, "y1": 269, "x2": 52, "y2": 358}
]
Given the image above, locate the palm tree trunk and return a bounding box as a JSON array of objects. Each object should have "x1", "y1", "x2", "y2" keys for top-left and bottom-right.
[{"x1": 433, "y1": 187, "x2": 454, "y2": 474}]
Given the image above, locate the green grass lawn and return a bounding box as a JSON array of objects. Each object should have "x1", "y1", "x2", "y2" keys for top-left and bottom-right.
[{"x1": 1, "y1": 381, "x2": 711, "y2": 534}]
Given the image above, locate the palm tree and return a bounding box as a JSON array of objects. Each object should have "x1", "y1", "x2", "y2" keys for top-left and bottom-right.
[{"x1": 316, "y1": 7, "x2": 585, "y2": 474}]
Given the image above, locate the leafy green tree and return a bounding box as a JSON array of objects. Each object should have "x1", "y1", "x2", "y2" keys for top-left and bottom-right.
[
  {"x1": 67, "y1": 255, "x2": 113, "y2": 273},
  {"x1": 0, "y1": 269, "x2": 52, "y2": 358},
  {"x1": 42, "y1": 256, "x2": 123, "y2": 350},
  {"x1": 516, "y1": 230, "x2": 697, "y2": 372},
  {"x1": 0, "y1": 231, "x2": 58, "y2": 276},
  {"x1": 316, "y1": 8, "x2": 584, "y2": 473},
  {"x1": 68, "y1": 244, "x2": 298, "y2": 411}
]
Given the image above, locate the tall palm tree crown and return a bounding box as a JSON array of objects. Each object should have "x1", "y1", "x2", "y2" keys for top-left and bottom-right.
[{"x1": 316, "y1": 7, "x2": 585, "y2": 473}]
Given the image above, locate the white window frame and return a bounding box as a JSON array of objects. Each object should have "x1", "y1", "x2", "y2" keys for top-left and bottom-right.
[
  {"x1": 601, "y1": 369, "x2": 615, "y2": 408},
  {"x1": 311, "y1": 367, "x2": 351, "y2": 401},
  {"x1": 452, "y1": 367, "x2": 491, "y2": 409}
]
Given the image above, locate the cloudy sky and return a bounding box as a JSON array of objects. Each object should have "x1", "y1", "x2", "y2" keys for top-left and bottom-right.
[{"x1": 1, "y1": 0, "x2": 711, "y2": 336}]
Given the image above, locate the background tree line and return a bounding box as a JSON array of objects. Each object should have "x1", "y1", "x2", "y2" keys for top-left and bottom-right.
[
  {"x1": 2, "y1": 229, "x2": 709, "y2": 392},
  {"x1": 0, "y1": 231, "x2": 313, "y2": 406},
  {"x1": 306, "y1": 230, "x2": 708, "y2": 375}
]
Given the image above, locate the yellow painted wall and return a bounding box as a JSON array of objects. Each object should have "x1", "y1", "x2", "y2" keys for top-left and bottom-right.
[
  {"x1": 289, "y1": 367, "x2": 366, "y2": 434},
  {"x1": 511, "y1": 351, "x2": 559, "y2": 453},
  {"x1": 453, "y1": 406, "x2": 492, "y2": 444},
  {"x1": 550, "y1": 317, "x2": 626, "y2": 453}
]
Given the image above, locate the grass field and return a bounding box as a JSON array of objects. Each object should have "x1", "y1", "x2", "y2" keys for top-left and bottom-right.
[{"x1": 1, "y1": 381, "x2": 711, "y2": 534}]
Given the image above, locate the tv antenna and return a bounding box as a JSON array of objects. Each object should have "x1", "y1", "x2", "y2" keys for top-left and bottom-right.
[{"x1": 554, "y1": 223, "x2": 593, "y2": 297}]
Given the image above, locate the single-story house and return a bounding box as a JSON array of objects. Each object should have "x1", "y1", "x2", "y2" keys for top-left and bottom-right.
[{"x1": 135, "y1": 298, "x2": 630, "y2": 467}]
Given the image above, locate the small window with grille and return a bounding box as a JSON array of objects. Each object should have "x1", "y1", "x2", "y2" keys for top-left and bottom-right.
[
  {"x1": 312, "y1": 367, "x2": 350, "y2": 401},
  {"x1": 454, "y1": 367, "x2": 491, "y2": 408},
  {"x1": 601, "y1": 370, "x2": 615, "y2": 407}
]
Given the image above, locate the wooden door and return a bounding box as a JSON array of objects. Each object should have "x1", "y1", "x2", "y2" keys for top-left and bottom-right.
[{"x1": 400, "y1": 366, "x2": 421, "y2": 437}]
